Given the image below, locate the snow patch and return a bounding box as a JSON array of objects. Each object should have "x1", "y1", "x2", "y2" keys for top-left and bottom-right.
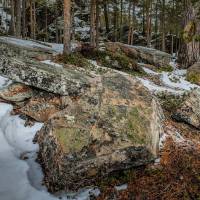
[{"x1": 41, "y1": 60, "x2": 63, "y2": 68}]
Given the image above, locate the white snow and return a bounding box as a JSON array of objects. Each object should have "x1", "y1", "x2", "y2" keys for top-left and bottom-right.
[
  {"x1": 115, "y1": 184, "x2": 128, "y2": 191},
  {"x1": 140, "y1": 62, "x2": 200, "y2": 95},
  {"x1": 137, "y1": 77, "x2": 183, "y2": 95},
  {"x1": 141, "y1": 66, "x2": 159, "y2": 75},
  {"x1": 0, "y1": 75, "x2": 100, "y2": 200},
  {"x1": 0, "y1": 36, "x2": 62, "y2": 54},
  {"x1": 41, "y1": 60, "x2": 63, "y2": 68}
]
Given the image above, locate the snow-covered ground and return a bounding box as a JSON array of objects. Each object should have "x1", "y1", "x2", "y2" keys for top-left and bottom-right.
[
  {"x1": 139, "y1": 62, "x2": 200, "y2": 95},
  {"x1": 0, "y1": 76, "x2": 100, "y2": 200}
]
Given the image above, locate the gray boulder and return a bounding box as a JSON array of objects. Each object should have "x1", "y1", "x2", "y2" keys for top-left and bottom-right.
[
  {"x1": 35, "y1": 70, "x2": 164, "y2": 191},
  {"x1": 0, "y1": 55, "x2": 91, "y2": 96},
  {"x1": 106, "y1": 42, "x2": 172, "y2": 68},
  {"x1": 173, "y1": 89, "x2": 200, "y2": 129}
]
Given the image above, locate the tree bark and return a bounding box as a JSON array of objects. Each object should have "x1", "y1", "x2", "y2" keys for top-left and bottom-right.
[
  {"x1": 22, "y1": 0, "x2": 26, "y2": 38},
  {"x1": 63, "y1": 0, "x2": 71, "y2": 54},
  {"x1": 90, "y1": 0, "x2": 97, "y2": 47},
  {"x1": 15, "y1": 0, "x2": 21, "y2": 37},
  {"x1": 178, "y1": 0, "x2": 200, "y2": 68},
  {"x1": 103, "y1": 1, "x2": 110, "y2": 34},
  {"x1": 10, "y1": 0, "x2": 15, "y2": 35}
]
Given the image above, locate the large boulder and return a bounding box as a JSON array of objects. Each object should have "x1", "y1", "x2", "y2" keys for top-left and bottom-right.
[
  {"x1": 0, "y1": 55, "x2": 91, "y2": 96},
  {"x1": 187, "y1": 62, "x2": 200, "y2": 85},
  {"x1": 173, "y1": 89, "x2": 200, "y2": 129},
  {"x1": 35, "y1": 70, "x2": 164, "y2": 191},
  {"x1": 0, "y1": 36, "x2": 55, "y2": 60},
  {"x1": 0, "y1": 37, "x2": 164, "y2": 192},
  {"x1": 106, "y1": 42, "x2": 172, "y2": 68}
]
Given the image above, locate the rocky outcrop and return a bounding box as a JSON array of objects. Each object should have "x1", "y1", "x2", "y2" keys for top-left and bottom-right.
[
  {"x1": 173, "y1": 89, "x2": 200, "y2": 129},
  {"x1": 187, "y1": 62, "x2": 200, "y2": 85},
  {"x1": 0, "y1": 55, "x2": 91, "y2": 96},
  {"x1": 0, "y1": 37, "x2": 164, "y2": 192},
  {"x1": 106, "y1": 42, "x2": 172, "y2": 68},
  {"x1": 35, "y1": 70, "x2": 164, "y2": 191},
  {"x1": 0, "y1": 37, "x2": 55, "y2": 60}
]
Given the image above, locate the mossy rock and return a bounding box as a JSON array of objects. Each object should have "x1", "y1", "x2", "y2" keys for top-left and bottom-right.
[
  {"x1": 80, "y1": 45, "x2": 140, "y2": 72},
  {"x1": 187, "y1": 62, "x2": 200, "y2": 85},
  {"x1": 35, "y1": 70, "x2": 164, "y2": 191},
  {"x1": 183, "y1": 21, "x2": 196, "y2": 43},
  {"x1": 57, "y1": 52, "x2": 90, "y2": 68},
  {"x1": 187, "y1": 72, "x2": 200, "y2": 84},
  {"x1": 157, "y1": 65, "x2": 174, "y2": 72}
]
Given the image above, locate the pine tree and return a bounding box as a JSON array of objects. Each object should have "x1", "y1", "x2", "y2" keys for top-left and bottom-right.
[{"x1": 63, "y1": 0, "x2": 71, "y2": 54}]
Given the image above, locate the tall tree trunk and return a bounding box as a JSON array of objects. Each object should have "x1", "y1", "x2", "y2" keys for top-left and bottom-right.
[
  {"x1": 90, "y1": 0, "x2": 96, "y2": 47},
  {"x1": 55, "y1": 0, "x2": 59, "y2": 43},
  {"x1": 178, "y1": 0, "x2": 200, "y2": 68},
  {"x1": 103, "y1": 1, "x2": 109, "y2": 34},
  {"x1": 15, "y1": 0, "x2": 21, "y2": 37},
  {"x1": 161, "y1": 0, "x2": 166, "y2": 51},
  {"x1": 146, "y1": 0, "x2": 152, "y2": 47},
  {"x1": 45, "y1": 1, "x2": 48, "y2": 41},
  {"x1": 22, "y1": 0, "x2": 26, "y2": 38},
  {"x1": 95, "y1": 0, "x2": 100, "y2": 49},
  {"x1": 10, "y1": 0, "x2": 15, "y2": 35},
  {"x1": 63, "y1": 0, "x2": 71, "y2": 54},
  {"x1": 113, "y1": 0, "x2": 119, "y2": 42},
  {"x1": 30, "y1": 0, "x2": 36, "y2": 39}
]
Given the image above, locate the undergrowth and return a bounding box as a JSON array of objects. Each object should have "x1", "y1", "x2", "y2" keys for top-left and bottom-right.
[{"x1": 97, "y1": 138, "x2": 200, "y2": 200}]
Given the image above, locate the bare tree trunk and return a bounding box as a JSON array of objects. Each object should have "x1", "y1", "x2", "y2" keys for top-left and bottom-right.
[
  {"x1": 161, "y1": 0, "x2": 166, "y2": 51},
  {"x1": 30, "y1": 0, "x2": 36, "y2": 39},
  {"x1": 15, "y1": 0, "x2": 21, "y2": 37},
  {"x1": 103, "y1": 1, "x2": 109, "y2": 34},
  {"x1": 63, "y1": 0, "x2": 71, "y2": 54},
  {"x1": 146, "y1": 0, "x2": 152, "y2": 47},
  {"x1": 90, "y1": 0, "x2": 96, "y2": 47},
  {"x1": 113, "y1": 0, "x2": 119, "y2": 42},
  {"x1": 95, "y1": 0, "x2": 100, "y2": 49},
  {"x1": 10, "y1": 0, "x2": 15, "y2": 35},
  {"x1": 22, "y1": 0, "x2": 26, "y2": 38},
  {"x1": 45, "y1": 1, "x2": 48, "y2": 41},
  {"x1": 127, "y1": 0, "x2": 132, "y2": 44},
  {"x1": 178, "y1": 0, "x2": 200, "y2": 68},
  {"x1": 55, "y1": 0, "x2": 59, "y2": 43}
]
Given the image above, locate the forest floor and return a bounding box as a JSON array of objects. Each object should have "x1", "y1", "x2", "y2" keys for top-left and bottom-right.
[{"x1": 0, "y1": 37, "x2": 200, "y2": 200}]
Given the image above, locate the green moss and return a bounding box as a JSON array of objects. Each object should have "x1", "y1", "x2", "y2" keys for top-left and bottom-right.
[
  {"x1": 187, "y1": 72, "x2": 200, "y2": 84},
  {"x1": 183, "y1": 21, "x2": 196, "y2": 43},
  {"x1": 82, "y1": 49, "x2": 141, "y2": 73},
  {"x1": 194, "y1": 34, "x2": 200, "y2": 42},
  {"x1": 126, "y1": 107, "x2": 149, "y2": 145},
  {"x1": 157, "y1": 92, "x2": 186, "y2": 112},
  {"x1": 61, "y1": 52, "x2": 90, "y2": 68},
  {"x1": 55, "y1": 127, "x2": 89, "y2": 153},
  {"x1": 157, "y1": 65, "x2": 174, "y2": 72}
]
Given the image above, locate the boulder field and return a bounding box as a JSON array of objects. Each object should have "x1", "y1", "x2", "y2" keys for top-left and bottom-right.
[{"x1": 0, "y1": 37, "x2": 165, "y2": 191}]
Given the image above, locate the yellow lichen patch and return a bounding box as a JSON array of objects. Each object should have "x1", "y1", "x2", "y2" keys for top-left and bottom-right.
[
  {"x1": 126, "y1": 107, "x2": 150, "y2": 145},
  {"x1": 55, "y1": 127, "x2": 90, "y2": 154},
  {"x1": 183, "y1": 21, "x2": 196, "y2": 43},
  {"x1": 187, "y1": 71, "x2": 200, "y2": 85}
]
